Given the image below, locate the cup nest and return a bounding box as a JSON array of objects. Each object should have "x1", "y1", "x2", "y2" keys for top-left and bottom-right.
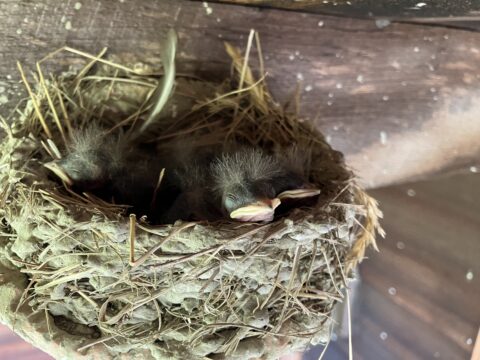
[{"x1": 0, "y1": 36, "x2": 383, "y2": 359}]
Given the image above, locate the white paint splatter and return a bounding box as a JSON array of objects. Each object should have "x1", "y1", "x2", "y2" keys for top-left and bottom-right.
[
  {"x1": 318, "y1": 21, "x2": 324, "y2": 27},
  {"x1": 356, "y1": 75, "x2": 364, "y2": 83},
  {"x1": 335, "y1": 83, "x2": 343, "y2": 89},
  {"x1": 413, "y1": 46, "x2": 419, "y2": 52},
  {"x1": 203, "y1": 2, "x2": 213, "y2": 15},
  {"x1": 396, "y1": 241, "x2": 405, "y2": 250},
  {"x1": 375, "y1": 19, "x2": 391, "y2": 29},
  {"x1": 466, "y1": 338, "x2": 473, "y2": 345},
  {"x1": 380, "y1": 131, "x2": 388, "y2": 145},
  {"x1": 382, "y1": 95, "x2": 389, "y2": 101},
  {"x1": 470, "y1": 166, "x2": 478, "y2": 173},
  {"x1": 216, "y1": 17, "x2": 221, "y2": 22},
  {"x1": 6, "y1": 75, "x2": 12, "y2": 80},
  {"x1": 74, "y1": 2, "x2": 82, "y2": 10},
  {"x1": 327, "y1": 101, "x2": 333, "y2": 106},
  {"x1": 0, "y1": 95, "x2": 9, "y2": 105},
  {"x1": 466, "y1": 270, "x2": 474, "y2": 281},
  {"x1": 407, "y1": 189, "x2": 416, "y2": 197},
  {"x1": 16, "y1": 29, "x2": 22, "y2": 35},
  {"x1": 380, "y1": 332, "x2": 388, "y2": 340},
  {"x1": 65, "y1": 21, "x2": 72, "y2": 30},
  {"x1": 295, "y1": 50, "x2": 300, "y2": 56},
  {"x1": 305, "y1": 85, "x2": 313, "y2": 92},
  {"x1": 289, "y1": 54, "x2": 295, "y2": 61},
  {"x1": 391, "y1": 60, "x2": 401, "y2": 69},
  {"x1": 328, "y1": 92, "x2": 334, "y2": 98},
  {"x1": 430, "y1": 87, "x2": 436, "y2": 93},
  {"x1": 415, "y1": 2, "x2": 427, "y2": 8},
  {"x1": 388, "y1": 287, "x2": 397, "y2": 296},
  {"x1": 296, "y1": 73, "x2": 304, "y2": 81},
  {"x1": 23, "y1": 17, "x2": 28, "y2": 23}
]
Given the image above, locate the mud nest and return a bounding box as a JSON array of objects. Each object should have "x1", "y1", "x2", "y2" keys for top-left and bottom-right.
[{"x1": 0, "y1": 33, "x2": 382, "y2": 359}]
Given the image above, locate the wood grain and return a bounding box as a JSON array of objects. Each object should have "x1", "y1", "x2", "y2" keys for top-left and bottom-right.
[{"x1": 0, "y1": 0, "x2": 479, "y2": 187}]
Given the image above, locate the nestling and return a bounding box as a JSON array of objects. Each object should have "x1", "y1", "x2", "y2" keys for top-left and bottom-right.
[{"x1": 161, "y1": 146, "x2": 320, "y2": 223}]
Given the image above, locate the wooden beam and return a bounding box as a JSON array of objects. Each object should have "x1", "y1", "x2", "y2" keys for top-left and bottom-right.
[{"x1": 0, "y1": 0, "x2": 479, "y2": 188}]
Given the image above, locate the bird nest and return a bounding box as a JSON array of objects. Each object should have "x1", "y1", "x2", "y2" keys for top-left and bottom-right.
[{"x1": 0, "y1": 33, "x2": 382, "y2": 360}]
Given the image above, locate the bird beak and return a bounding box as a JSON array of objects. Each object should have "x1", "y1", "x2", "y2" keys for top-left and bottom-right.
[
  {"x1": 44, "y1": 161, "x2": 73, "y2": 186},
  {"x1": 277, "y1": 188, "x2": 321, "y2": 200},
  {"x1": 229, "y1": 198, "x2": 281, "y2": 222}
]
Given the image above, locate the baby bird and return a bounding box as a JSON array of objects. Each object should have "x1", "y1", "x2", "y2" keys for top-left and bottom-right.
[
  {"x1": 44, "y1": 124, "x2": 165, "y2": 216},
  {"x1": 161, "y1": 147, "x2": 320, "y2": 223}
]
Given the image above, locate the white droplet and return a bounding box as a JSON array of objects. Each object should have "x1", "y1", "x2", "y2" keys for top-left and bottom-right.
[
  {"x1": 380, "y1": 332, "x2": 388, "y2": 340},
  {"x1": 6, "y1": 75, "x2": 12, "y2": 80},
  {"x1": 327, "y1": 101, "x2": 333, "y2": 106},
  {"x1": 382, "y1": 95, "x2": 389, "y2": 101},
  {"x1": 328, "y1": 92, "x2": 334, "y2": 98},
  {"x1": 65, "y1": 21, "x2": 72, "y2": 30},
  {"x1": 396, "y1": 241, "x2": 405, "y2": 250},
  {"x1": 0, "y1": 95, "x2": 9, "y2": 105},
  {"x1": 216, "y1": 17, "x2": 221, "y2": 22},
  {"x1": 415, "y1": 2, "x2": 427, "y2": 7},
  {"x1": 444, "y1": 35, "x2": 449, "y2": 40},
  {"x1": 466, "y1": 271, "x2": 474, "y2": 281},
  {"x1": 296, "y1": 73, "x2": 304, "y2": 81},
  {"x1": 413, "y1": 47, "x2": 419, "y2": 52},
  {"x1": 466, "y1": 338, "x2": 473, "y2": 345},
  {"x1": 74, "y1": 2, "x2": 82, "y2": 10},
  {"x1": 16, "y1": 29, "x2": 22, "y2": 35},
  {"x1": 391, "y1": 60, "x2": 400, "y2": 69},
  {"x1": 23, "y1": 17, "x2": 28, "y2": 23},
  {"x1": 388, "y1": 287, "x2": 397, "y2": 295},
  {"x1": 318, "y1": 21, "x2": 324, "y2": 27},
  {"x1": 206, "y1": 7, "x2": 213, "y2": 15},
  {"x1": 305, "y1": 85, "x2": 313, "y2": 92},
  {"x1": 295, "y1": 50, "x2": 300, "y2": 56},
  {"x1": 336, "y1": 83, "x2": 343, "y2": 89},
  {"x1": 470, "y1": 166, "x2": 478, "y2": 173},
  {"x1": 356, "y1": 75, "x2": 364, "y2": 83},
  {"x1": 380, "y1": 131, "x2": 388, "y2": 145},
  {"x1": 407, "y1": 189, "x2": 416, "y2": 197},
  {"x1": 289, "y1": 54, "x2": 295, "y2": 61},
  {"x1": 375, "y1": 19, "x2": 391, "y2": 29}
]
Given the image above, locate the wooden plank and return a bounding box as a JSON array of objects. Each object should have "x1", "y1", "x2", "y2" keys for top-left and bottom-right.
[
  {"x1": 212, "y1": 0, "x2": 480, "y2": 18},
  {"x1": 0, "y1": 0, "x2": 479, "y2": 190}
]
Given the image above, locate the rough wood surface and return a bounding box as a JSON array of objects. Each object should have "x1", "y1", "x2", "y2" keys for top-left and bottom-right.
[
  {"x1": 0, "y1": 0, "x2": 479, "y2": 188},
  {"x1": 213, "y1": 0, "x2": 480, "y2": 18}
]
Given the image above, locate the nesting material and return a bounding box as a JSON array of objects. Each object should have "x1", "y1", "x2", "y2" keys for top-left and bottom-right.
[{"x1": 0, "y1": 33, "x2": 383, "y2": 360}]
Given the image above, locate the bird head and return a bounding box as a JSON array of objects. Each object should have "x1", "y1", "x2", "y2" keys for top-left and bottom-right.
[
  {"x1": 44, "y1": 151, "x2": 110, "y2": 190},
  {"x1": 222, "y1": 181, "x2": 281, "y2": 222}
]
